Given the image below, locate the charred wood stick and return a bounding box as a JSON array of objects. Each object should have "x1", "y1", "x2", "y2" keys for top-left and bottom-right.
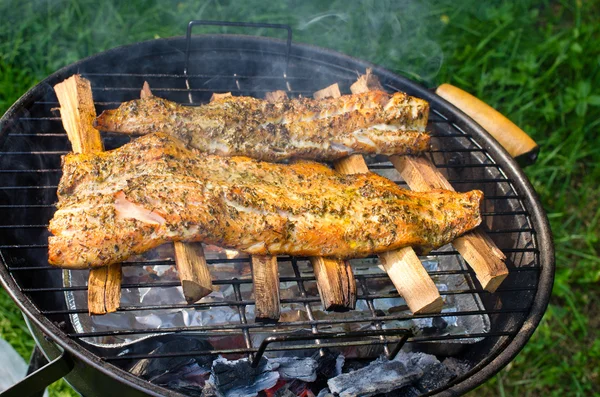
[
  {"x1": 54, "y1": 75, "x2": 122, "y2": 315},
  {"x1": 310, "y1": 257, "x2": 356, "y2": 311},
  {"x1": 173, "y1": 242, "x2": 214, "y2": 303},
  {"x1": 346, "y1": 78, "x2": 443, "y2": 314},
  {"x1": 144, "y1": 82, "x2": 216, "y2": 303},
  {"x1": 251, "y1": 255, "x2": 281, "y2": 322}
]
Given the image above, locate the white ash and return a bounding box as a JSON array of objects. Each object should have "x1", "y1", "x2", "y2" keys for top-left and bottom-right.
[
  {"x1": 209, "y1": 355, "x2": 322, "y2": 396},
  {"x1": 397, "y1": 352, "x2": 456, "y2": 393},
  {"x1": 442, "y1": 357, "x2": 472, "y2": 378},
  {"x1": 328, "y1": 351, "x2": 471, "y2": 397},
  {"x1": 317, "y1": 388, "x2": 334, "y2": 397},
  {"x1": 201, "y1": 381, "x2": 224, "y2": 397},
  {"x1": 270, "y1": 357, "x2": 319, "y2": 382},
  {"x1": 209, "y1": 357, "x2": 279, "y2": 397},
  {"x1": 328, "y1": 356, "x2": 422, "y2": 397}
]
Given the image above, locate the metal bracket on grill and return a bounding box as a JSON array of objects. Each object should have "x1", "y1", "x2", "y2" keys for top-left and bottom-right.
[
  {"x1": 0, "y1": 348, "x2": 74, "y2": 397},
  {"x1": 251, "y1": 328, "x2": 412, "y2": 368},
  {"x1": 183, "y1": 20, "x2": 293, "y2": 76}
]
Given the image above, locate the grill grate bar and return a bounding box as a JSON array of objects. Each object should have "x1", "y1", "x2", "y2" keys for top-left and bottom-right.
[
  {"x1": 0, "y1": 164, "x2": 511, "y2": 173},
  {"x1": 101, "y1": 330, "x2": 517, "y2": 362},
  {"x1": 290, "y1": 257, "x2": 321, "y2": 346},
  {"x1": 99, "y1": 334, "x2": 432, "y2": 362},
  {"x1": 42, "y1": 285, "x2": 537, "y2": 315},
  {"x1": 69, "y1": 310, "x2": 528, "y2": 338},
  {"x1": 0, "y1": 151, "x2": 69, "y2": 155},
  {"x1": 91, "y1": 87, "x2": 317, "y2": 94},
  {"x1": 25, "y1": 284, "x2": 537, "y2": 295},
  {"x1": 2, "y1": 245, "x2": 540, "y2": 256},
  {"x1": 80, "y1": 72, "x2": 333, "y2": 80},
  {"x1": 232, "y1": 281, "x2": 254, "y2": 359},
  {"x1": 0, "y1": 225, "x2": 48, "y2": 229},
  {"x1": 41, "y1": 284, "x2": 538, "y2": 315},
  {"x1": 0, "y1": 204, "x2": 55, "y2": 208},
  {"x1": 358, "y1": 277, "x2": 390, "y2": 355},
  {"x1": 10, "y1": 264, "x2": 541, "y2": 275},
  {"x1": 7, "y1": 133, "x2": 66, "y2": 137}
]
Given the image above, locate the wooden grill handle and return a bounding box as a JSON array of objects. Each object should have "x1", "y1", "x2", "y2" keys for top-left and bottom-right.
[{"x1": 436, "y1": 83, "x2": 539, "y2": 164}]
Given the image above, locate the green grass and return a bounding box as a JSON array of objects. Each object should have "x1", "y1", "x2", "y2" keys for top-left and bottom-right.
[{"x1": 0, "y1": 0, "x2": 599, "y2": 396}]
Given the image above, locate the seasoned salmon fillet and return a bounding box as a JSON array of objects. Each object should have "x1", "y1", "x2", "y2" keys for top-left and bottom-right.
[
  {"x1": 48, "y1": 133, "x2": 482, "y2": 269},
  {"x1": 93, "y1": 90, "x2": 430, "y2": 162}
]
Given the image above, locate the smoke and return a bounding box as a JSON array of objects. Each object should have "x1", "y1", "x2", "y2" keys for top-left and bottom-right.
[
  {"x1": 292, "y1": 0, "x2": 445, "y2": 83},
  {"x1": 0, "y1": 0, "x2": 447, "y2": 102}
]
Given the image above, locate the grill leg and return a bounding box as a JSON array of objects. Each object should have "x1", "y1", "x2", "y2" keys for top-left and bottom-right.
[
  {"x1": 25, "y1": 347, "x2": 48, "y2": 397},
  {"x1": 0, "y1": 349, "x2": 73, "y2": 397}
]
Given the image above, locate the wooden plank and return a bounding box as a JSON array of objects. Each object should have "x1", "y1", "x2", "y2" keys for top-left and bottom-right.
[
  {"x1": 86, "y1": 264, "x2": 122, "y2": 315},
  {"x1": 54, "y1": 75, "x2": 122, "y2": 315},
  {"x1": 350, "y1": 68, "x2": 384, "y2": 94},
  {"x1": 252, "y1": 255, "x2": 280, "y2": 322},
  {"x1": 264, "y1": 90, "x2": 288, "y2": 102},
  {"x1": 54, "y1": 75, "x2": 103, "y2": 154},
  {"x1": 210, "y1": 92, "x2": 232, "y2": 102},
  {"x1": 310, "y1": 257, "x2": 356, "y2": 311},
  {"x1": 313, "y1": 83, "x2": 341, "y2": 100},
  {"x1": 390, "y1": 155, "x2": 508, "y2": 291},
  {"x1": 173, "y1": 242, "x2": 214, "y2": 304}
]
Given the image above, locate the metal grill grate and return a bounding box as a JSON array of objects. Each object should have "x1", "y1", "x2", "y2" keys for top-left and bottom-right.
[{"x1": 0, "y1": 33, "x2": 547, "y2": 395}]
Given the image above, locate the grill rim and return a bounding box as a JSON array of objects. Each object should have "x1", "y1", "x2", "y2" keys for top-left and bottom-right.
[{"x1": 0, "y1": 34, "x2": 554, "y2": 397}]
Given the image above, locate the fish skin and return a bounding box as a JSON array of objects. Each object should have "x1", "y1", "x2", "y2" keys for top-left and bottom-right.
[
  {"x1": 93, "y1": 90, "x2": 430, "y2": 162},
  {"x1": 48, "y1": 133, "x2": 482, "y2": 269}
]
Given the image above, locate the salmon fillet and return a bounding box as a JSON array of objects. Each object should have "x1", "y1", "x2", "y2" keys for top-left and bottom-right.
[
  {"x1": 93, "y1": 90, "x2": 430, "y2": 162},
  {"x1": 48, "y1": 133, "x2": 482, "y2": 269}
]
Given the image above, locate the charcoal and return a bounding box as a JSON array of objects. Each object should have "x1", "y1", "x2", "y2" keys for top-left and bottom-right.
[
  {"x1": 397, "y1": 352, "x2": 455, "y2": 392},
  {"x1": 210, "y1": 357, "x2": 279, "y2": 397},
  {"x1": 201, "y1": 381, "x2": 225, "y2": 397},
  {"x1": 442, "y1": 357, "x2": 472, "y2": 378},
  {"x1": 316, "y1": 388, "x2": 334, "y2": 397},
  {"x1": 391, "y1": 385, "x2": 421, "y2": 397},
  {"x1": 271, "y1": 357, "x2": 318, "y2": 382},
  {"x1": 272, "y1": 384, "x2": 297, "y2": 397},
  {"x1": 162, "y1": 380, "x2": 203, "y2": 396},
  {"x1": 129, "y1": 337, "x2": 215, "y2": 383},
  {"x1": 285, "y1": 379, "x2": 316, "y2": 396},
  {"x1": 382, "y1": 353, "x2": 472, "y2": 395},
  {"x1": 327, "y1": 357, "x2": 422, "y2": 397},
  {"x1": 314, "y1": 349, "x2": 345, "y2": 380}
]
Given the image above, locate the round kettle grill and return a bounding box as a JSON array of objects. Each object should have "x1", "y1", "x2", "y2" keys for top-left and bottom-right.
[{"x1": 0, "y1": 21, "x2": 553, "y2": 396}]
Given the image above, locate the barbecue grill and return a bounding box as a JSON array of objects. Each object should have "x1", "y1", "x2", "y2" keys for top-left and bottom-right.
[{"x1": 0, "y1": 21, "x2": 554, "y2": 396}]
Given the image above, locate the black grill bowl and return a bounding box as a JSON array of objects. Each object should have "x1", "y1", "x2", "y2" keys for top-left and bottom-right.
[{"x1": 0, "y1": 34, "x2": 554, "y2": 396}]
